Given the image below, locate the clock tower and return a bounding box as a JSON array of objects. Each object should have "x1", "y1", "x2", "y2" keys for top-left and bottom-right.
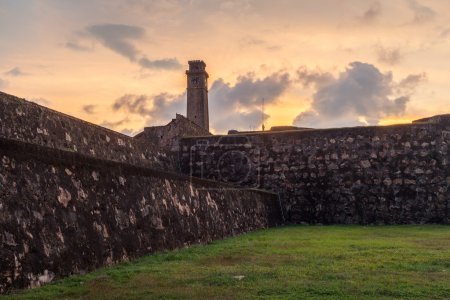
[{"x1": 186, "y1": 60, "x2": 209, "y2": 131}]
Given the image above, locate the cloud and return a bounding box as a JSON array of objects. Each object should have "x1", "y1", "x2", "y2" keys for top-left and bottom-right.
[
  {"x1": 148, "y1": 93, "x2": 185, "y2": 122},
  {"x1": 138, "y1": 57, "x2": 182, "y2": 69},
  {"x1": 100, "y1": 120, "x2": 139, "y2": 136},
  {"x1": 209, "y1": 72, "x2": 291, "y2": 132},
  {"x1": 5, "y1": 67, "x2": 27, "y2": 77},
  {"x1": 397, "y1": 72, "x2": 427, "y2": 92},
  {"x1": 216, "y1": 72, "x2": 290, "y2": 108},
  {"x1": 100, "y1": 118, "x2": 130, "y2": 129},
  {"x1": 113, "y1": 94, "x2": 150, "y2": 114},
  {"x1": 238, "y1": 36, "x2": 281, "y2": 52},
  {"x1": 359, "y1": 1, "x2": 382, "y2": 23},
  {"x1": 376, "y1": 46, "x2": 403, "y2": 65},
  {"x1": 86, "y1": 23, "x2": 144, "y2": 61},
  {"x1": 293, "y1": 62, "x2": 424, "y2": 128},
  {"x1": 73, "y1": 23, "x2": 182, "y2": 70},
  {"x1": 112, "y1": 93, "x2": 185, "y2": 124},
  {"x1": 82, "y1": 104, "x2": 97, "y2": 114},
  {"x1": 111, "y1": 71, "x2": 290, "y2": 133},
  {"x1": 28, "y1": 97, "x2": 52, "y2": 106},
  {"x1": 440, "y1": 28, "x2": 450, "y2": 38},
  {"x1": 297, "y1": 67, "x2": 334, "y2": 88},
  {"x1": 0, "y1": 78, "x2": 8, "y2": 89},
  {"x1": 408, "y1": 0, "x2": 436, "y2": 24},
  {"x1": 65, "y1": 41, "x2": 92, "y2": 52}
]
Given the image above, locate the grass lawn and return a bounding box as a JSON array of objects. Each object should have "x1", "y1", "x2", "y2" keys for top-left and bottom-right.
[{"x1": 4, "y1": 225, "x2": 450, "y2": 299}]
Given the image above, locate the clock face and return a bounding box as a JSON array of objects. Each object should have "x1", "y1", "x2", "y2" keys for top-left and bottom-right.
[{"x1": 190, "y1": 76, "x2": 200, "y2": 87}]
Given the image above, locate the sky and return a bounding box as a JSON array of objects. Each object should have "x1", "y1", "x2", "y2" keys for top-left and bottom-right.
[{"x1": 1, "y1": 0, "x2": 449, "y2": 135}]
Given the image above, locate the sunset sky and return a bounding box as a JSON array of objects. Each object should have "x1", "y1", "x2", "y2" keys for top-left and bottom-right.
[{"x1": 1, "y1": 0, "x2": 449, "y2": 135}]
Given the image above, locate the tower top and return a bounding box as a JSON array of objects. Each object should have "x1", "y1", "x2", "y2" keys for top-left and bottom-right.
[{"x1": 187, "y1": 60, "x2": 208, "y2": 75}]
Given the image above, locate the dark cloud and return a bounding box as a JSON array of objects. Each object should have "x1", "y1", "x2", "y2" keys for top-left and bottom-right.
[
  {"x1": 397, "y1": 73, "x2": 427, "y2": 92},
  {"x1": 78, "y1": 23, "x2": 181, "y2": 70},
  {"x1": 293, "y1": 62, "x2": 424, "y2": 128},
  {"x1": 112, "y1": 94, "x2": 153, "y2": 115},
  {"x1": 101, "y1": 120, "x2": 138, "y2": 136},
  {"x1": 408, "y1": 0, "x2": 436, "y2": 24},
  {"x1": 100, "y1": 118, "x2": 130, "y2": 129},
  {"x1": 5, "y1": 67, "x2": 27, "y2": 77},
  {"x1": 86, "y1": 23, "x2": 144, "y2": 61},
  {"x1": 113, "y1": 94, "x2": 148, "y2": 114},
  {"x1": 112, "y1": 93, "x2": 185, "y2": 124},
  {"x1": 360, "y1": 1, "x2": 382, "y2": 23},
  {"x1": 149, "y1": 93, "x2": 185, "y2": 122},
  {"x1": 297, "y1": 67, "x2": 334, "y2": 88},
  {"x1": 376, "y1": 46, "x2": 403, "y2": 65},
  {"x1": 82, "y1": 104, "x2": 97, "y2": 114},
  {"x1": 138, "y1": 57, "x2": 182, "y2": 70},
  {"x1": 65, "y1": 41, "x2": 92, "y2": 52}
]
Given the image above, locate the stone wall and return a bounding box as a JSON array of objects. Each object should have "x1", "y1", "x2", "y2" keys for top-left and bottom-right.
[
  {"x1": 180, "y1": 116, "x2": 450, "y2": 224},
  {"x1": 0, "y1": 137, "x2": 281, "y2": 293},
  {"x1": 0, "y1": 91, "x2": 173, "y2": 170}
]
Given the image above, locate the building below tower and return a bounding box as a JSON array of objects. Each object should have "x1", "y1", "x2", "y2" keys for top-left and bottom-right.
[{"x1": 134, "y1": 114, "x2": 211, "y2": 151}]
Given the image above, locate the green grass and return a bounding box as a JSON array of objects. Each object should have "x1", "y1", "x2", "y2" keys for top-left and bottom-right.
[{"x1": 4, "y1": 225, "x2": 450, "y2": 299}]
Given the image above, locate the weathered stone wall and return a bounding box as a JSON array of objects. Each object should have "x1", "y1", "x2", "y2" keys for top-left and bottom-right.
[
  {"x1": 0, "y1": 91, "x2": 173, "y2": 170},
  {"x1": 0, "y1": 137, "x2": 281, "y2": 293},
  {"x1": 180, "y1": 117, "x2": 450, "y2": 224}
]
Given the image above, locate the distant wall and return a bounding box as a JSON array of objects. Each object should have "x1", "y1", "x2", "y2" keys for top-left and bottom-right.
[
  {"x1": 0, "y1": 92, "x2": 174, "y2": 170},
  {"x1": 180, "y1": 117, "x2": 450, "y2": 224},
  {"x1": 0, "y1": 138, "x2": 281, "y2": 293}
]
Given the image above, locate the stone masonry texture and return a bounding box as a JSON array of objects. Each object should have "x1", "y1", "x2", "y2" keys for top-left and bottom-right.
[
  {"x1": 0, "y1": 92, "x2": 174, "y2": 170},
  {"x1": 0, "y1": 137, "x2": 281, "y2": 293},
  {"x1": 180, "y1": 117, "x2": 450, "y2": 225}
]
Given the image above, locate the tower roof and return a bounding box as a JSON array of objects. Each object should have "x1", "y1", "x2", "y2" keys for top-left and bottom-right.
[{"x1": 188, "y1": 60, "x2": 206, "y2": 67}]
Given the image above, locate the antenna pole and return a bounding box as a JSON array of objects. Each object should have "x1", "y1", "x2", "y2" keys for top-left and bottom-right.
[{"x1": 262, "y1": 97, "x2": 265, "y2": 131}]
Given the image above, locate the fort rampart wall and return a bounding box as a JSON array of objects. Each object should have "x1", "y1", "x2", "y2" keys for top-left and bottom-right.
[
  {"x1": 180, "y1": 117, "x2": 450, "y2": 224},
  {"x1": 0, "y1": 137, "x2": 281, "y2": 292},
  {"x1": 0, "y1": 92, "x2": 174, "y2": 170},
  {"x1": 1, "y1": 89, "x2": 448, "y2": 293}
]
